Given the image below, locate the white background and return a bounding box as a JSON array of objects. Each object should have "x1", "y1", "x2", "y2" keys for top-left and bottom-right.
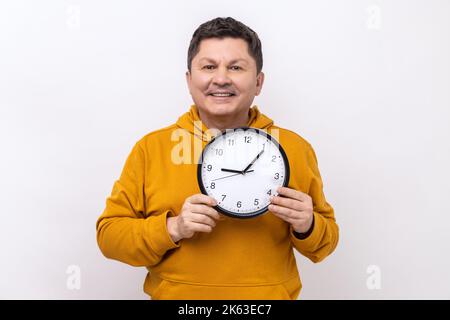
[{"x1": 1, "y1": 0, "x2": 449, "y2": 299}]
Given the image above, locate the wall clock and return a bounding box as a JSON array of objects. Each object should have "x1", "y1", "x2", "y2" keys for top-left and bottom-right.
[{"x1": 197, "y1": 127, "x2": 290, "y2": 218}]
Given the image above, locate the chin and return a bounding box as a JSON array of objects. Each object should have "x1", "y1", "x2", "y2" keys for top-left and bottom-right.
[{"x1": 203, "y1": 102, "x2": 239, "y2": 117}]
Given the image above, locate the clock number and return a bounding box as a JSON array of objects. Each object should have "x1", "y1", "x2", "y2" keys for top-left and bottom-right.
[
  {"x1": 272, "y1": 155, "x2": 277, "y2": 162},
  {"x1": 221, "y1": 194, "x2": 226, "y2": 201},
  {"x1": 228, "y1": 139, "x2": 235, "y2": 146},
  {"x1": 215, "y1": 149, "x2": 223, "y2": 156},
  {"x1": 237, "y1": 201, "x2": 242, "y2": 208},
  {"x1": 244, "y1": 136, "x2": 252, "y2": 143},
  {"x1": 254, "y1": 199, "x2": 259, "y2": 206},
  {"x1": 274, "y1": 173, "x2": 280, "y2": 180},
  {"x1": 207, "y1": 164, "x2": 212, "y2": 171},
  {"x1": 210, "y1": 182, "x2": 215, "y2": 189},
  {"x1": 267, "y1": 189, "x2": 272, "y2": 196}
]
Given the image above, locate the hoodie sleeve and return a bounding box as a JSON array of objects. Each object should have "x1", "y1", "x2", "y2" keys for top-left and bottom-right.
[
  {"x1": 96, "y1": 142, "x2": 180, "y2": 267},
  {"x1": 290, "y1": 143, "x2": 339, "y2": 263}
]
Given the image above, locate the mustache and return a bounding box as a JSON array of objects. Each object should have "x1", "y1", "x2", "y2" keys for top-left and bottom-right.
[{"x1": 205, "y1": 87, "x2": 237, "y2": 95}]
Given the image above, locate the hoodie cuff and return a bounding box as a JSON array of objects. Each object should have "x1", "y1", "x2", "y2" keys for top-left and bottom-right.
[
  {"x1": 290, "y1": 212, "x2": 323, "y2": 250},
  {"x1": 144, "y1": 210, "x2": 180, "y2": 256},
  {"x1": 293, "y1": 214, "x2": 315, "y2": 240}
]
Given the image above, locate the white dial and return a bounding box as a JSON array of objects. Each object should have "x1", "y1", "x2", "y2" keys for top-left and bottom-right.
[{"x1": 197, "y1": 127, "x2": 290, "y2": 218}]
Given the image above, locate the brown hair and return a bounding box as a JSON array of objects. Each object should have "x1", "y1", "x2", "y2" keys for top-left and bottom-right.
[{"x1": 187, "y1": 17, "x2": 263, "y2": 74}]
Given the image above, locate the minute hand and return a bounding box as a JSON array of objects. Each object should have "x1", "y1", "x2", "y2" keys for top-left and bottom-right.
[{"x1": 242, "y1": 147, "x2": 265, "y2": 173}]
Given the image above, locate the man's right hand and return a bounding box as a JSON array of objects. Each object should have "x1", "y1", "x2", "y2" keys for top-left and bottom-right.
[{"x1": 167, "y1": 194, "x2": 222, "y2": 243}]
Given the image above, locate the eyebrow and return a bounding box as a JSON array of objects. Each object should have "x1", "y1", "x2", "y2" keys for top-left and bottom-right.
[{"x1": 198, "y1": 58, "x2": 248, "y2": 65}]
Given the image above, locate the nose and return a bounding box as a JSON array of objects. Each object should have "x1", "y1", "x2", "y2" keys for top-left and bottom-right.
[{"x1": 211, "y1": 66, "x2": 232, "y2": 86}]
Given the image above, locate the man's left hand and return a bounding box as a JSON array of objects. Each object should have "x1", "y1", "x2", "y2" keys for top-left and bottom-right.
[{"x1": 269, "y1": 187, "x2": 314, "y2": 234}]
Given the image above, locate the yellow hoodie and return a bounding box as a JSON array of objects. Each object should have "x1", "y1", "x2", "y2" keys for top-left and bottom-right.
[{"x1": 96, "y1": 105, "x2": 339, "y2": 300}]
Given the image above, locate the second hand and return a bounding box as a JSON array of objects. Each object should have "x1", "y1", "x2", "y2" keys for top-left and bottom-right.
[{"x1": 211, "y1": 170, "x2": 254, "y2": 182}]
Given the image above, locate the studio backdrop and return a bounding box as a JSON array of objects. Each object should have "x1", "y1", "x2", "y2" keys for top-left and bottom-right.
[{"x1": 0, "y1": 0, "x2": 449, "y2": 299}]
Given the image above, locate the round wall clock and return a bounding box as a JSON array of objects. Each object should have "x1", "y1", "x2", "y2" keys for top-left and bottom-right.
[{"x1": 197, "y1": 127, "x2": 290, "y2": 218}]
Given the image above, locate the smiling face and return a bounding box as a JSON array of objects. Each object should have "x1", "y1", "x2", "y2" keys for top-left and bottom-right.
[{"x1": 186, "y1": 37, "x2": 264, "y2": 127}]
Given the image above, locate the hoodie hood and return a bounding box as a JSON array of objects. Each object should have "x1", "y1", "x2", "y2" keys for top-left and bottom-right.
[{"x1": 176, "y1": 104, "x2": 274, "y2": 142}]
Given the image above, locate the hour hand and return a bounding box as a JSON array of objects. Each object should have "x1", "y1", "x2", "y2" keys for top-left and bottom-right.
[{"x1": 221, "y1": 168, "x2": 244, "y2": 174}]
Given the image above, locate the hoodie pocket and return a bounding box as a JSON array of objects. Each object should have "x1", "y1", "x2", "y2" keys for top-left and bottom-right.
[
  {"x1": 150, "y1": 279, "x2": 170, "y2": 300},
  {"x1": 150, "y1": 278, "x2": 298, "y2": 300}
]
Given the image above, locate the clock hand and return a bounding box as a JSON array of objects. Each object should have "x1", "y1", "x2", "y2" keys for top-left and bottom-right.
[
  {"x1": 242, "y1": 144, "x2": 265, "y2": 173},
  {"x1": 211, "y1": 170, "x2": 254, "y2": 182},
  {"x1": 221, "y1": 168, "x2": 244, "y2": 174}
]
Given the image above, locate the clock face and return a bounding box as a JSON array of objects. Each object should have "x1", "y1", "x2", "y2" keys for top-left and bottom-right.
[{"x1": 197, "y1": 127, "x2": 290, "y2": 218}]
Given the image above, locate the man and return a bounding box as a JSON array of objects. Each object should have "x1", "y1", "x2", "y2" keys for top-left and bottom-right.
[{"x1": 96, "y1": 17, "x2": 339, "y2": 300}]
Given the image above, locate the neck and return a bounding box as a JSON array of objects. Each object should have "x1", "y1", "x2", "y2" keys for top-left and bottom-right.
[{"x1": 198, "y1": 108, "x2": 250, "y2": 131}]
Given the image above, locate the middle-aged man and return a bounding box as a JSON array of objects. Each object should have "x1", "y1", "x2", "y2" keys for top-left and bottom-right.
[{"x1": 97, "y1": 17, "x2": 339, "y2": 300}]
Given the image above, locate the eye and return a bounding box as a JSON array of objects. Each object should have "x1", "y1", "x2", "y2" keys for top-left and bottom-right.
[
  {"x1": 230, "y1": 66, "x2": 242, "y2": 71},
  {"x1": 202, "y1": 65, "x2": 215, "y2": 70}
]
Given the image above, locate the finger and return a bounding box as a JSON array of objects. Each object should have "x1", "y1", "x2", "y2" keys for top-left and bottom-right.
[
  {"x1": 268, "y1": 204, "x2": 300, "y2": 219},
  {"x1": 188, "y1": 222, "x2": 213, "y2": 233},
  {"x1": 271, "y1": 211, "x2": 298, "y2": 225},
  {"x1": 277, "y1": 187, "x2": 309, "y2": 202},
  {"x1": 188, "y1": 194, "x2": 217, "y2": 206},
  {"x1": 270, "y1": 195, "x2": 303, "y2": 211},
  {"x1": 188, "y1": 203, "x2": 221, "y2": 220},
  {"x1": 271, "y1": 208, "x2": 310, "y2": 226},
  {"x1": 188, "y1": 213, "x2": 217, "y2": 227}
]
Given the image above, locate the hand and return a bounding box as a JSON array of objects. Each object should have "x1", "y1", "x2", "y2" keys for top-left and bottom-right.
[
  {"x1": 269, "y1": 187, "x2": 314, "y2": 234},
  {"x1": 167, "y1": 194, "x2": 222, "y2": 242},
  {"x1": 242, "y1": 145, "x2": 265, "y2": 173}
]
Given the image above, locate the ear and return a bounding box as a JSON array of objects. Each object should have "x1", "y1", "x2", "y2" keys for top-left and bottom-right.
[
  {"x1": 185, "y1": 70, "x2": 192, "y2": 94},
  {"x1": 255, "y1": 71, "x2": 265, "y2": 96}
]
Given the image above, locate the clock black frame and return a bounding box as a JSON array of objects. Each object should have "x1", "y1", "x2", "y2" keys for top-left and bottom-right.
[{"x1": 197, "y1": 127, "x2": 290, "y2": 219}]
